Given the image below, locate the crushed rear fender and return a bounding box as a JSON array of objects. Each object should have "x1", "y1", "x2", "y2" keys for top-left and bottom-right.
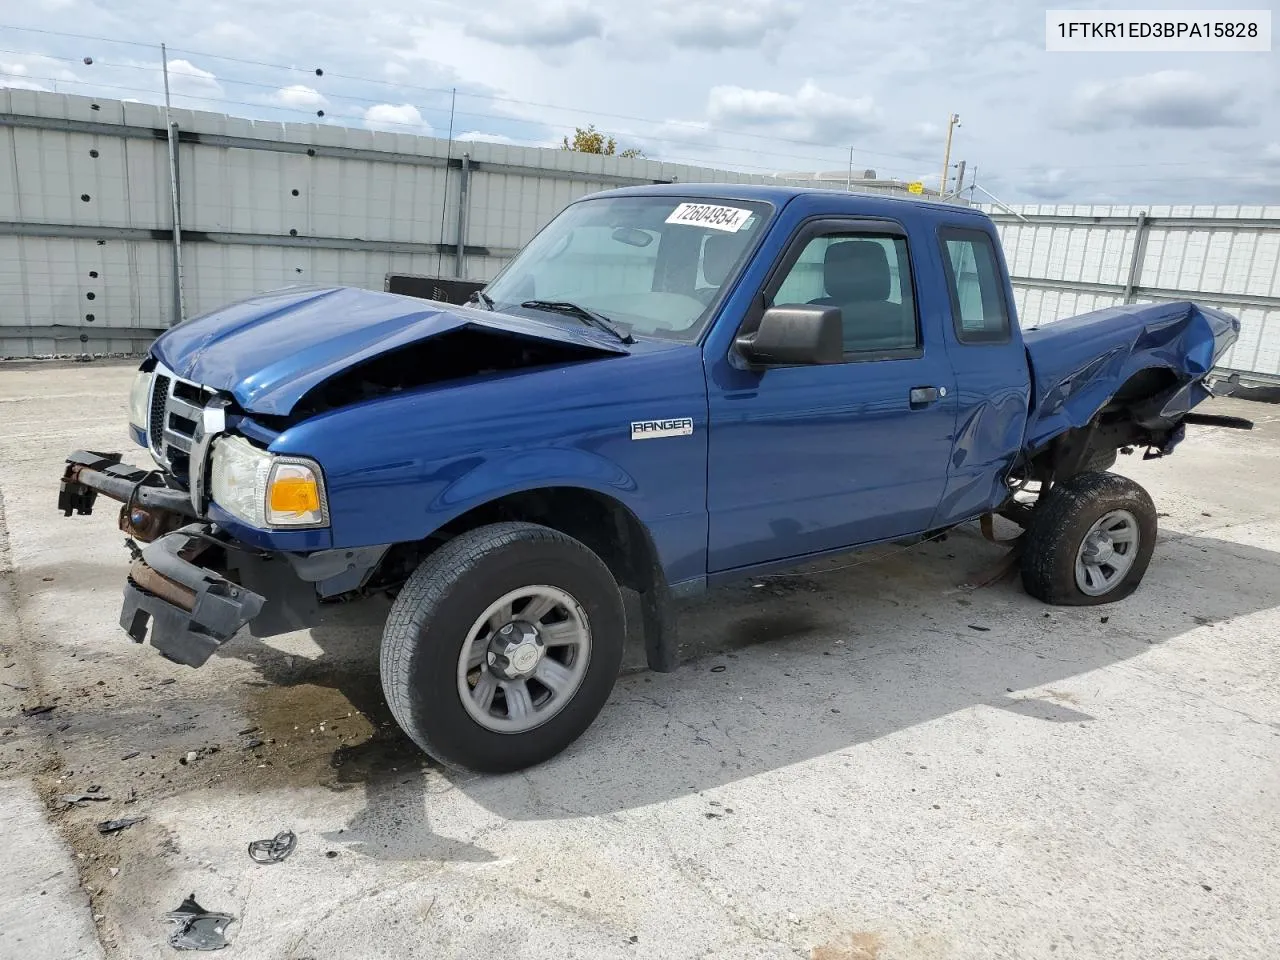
[{"x1": 1022, "y1": 300, "x2": 1239, "y2": 450}]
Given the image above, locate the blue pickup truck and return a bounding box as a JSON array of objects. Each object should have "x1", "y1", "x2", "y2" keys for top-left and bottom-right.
[{"x1": 59, "y1": 184, "x2": 1245, "y2": 771}]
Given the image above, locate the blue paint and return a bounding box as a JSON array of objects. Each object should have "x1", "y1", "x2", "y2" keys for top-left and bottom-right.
[
  {"x1": 138, "y1": 184, "x2": 1237, "y2": 586},
  {"x1": 152, "y1": 286, "x2": 627, "y2": 416},
  {"x1": 1023, "y1": 300, "x2": 1239, "y2": 449}
]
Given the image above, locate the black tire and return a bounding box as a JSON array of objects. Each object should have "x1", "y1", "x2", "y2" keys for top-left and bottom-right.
[
  {"x1": 1020, "y1": 471, "x2": 1157, "y2": 606},
  {"x1": 1082, "y1": 449, "x2": 1117, "y2": 473},
  {"x1": 380, "y1": 522, "x2": 625, "y2": 773}
]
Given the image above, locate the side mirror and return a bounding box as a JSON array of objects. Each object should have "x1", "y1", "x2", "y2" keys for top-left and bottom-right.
[{"x1": 735, "y1": 304, "x2": 844, "y2": 366}]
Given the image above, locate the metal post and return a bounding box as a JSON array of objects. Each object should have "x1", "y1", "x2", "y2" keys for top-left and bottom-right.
[
  {"x1": 970, "y1": 179, "x2": 1028, "y2": 222},
  {"x1": 846, "y1": 146, "x2": 853, "y2": 191},
  {"x1": 953, "y1": 160, "x2": 966, "y2": 196},
  {"x1": 436, "y1": 88, "x2": 456, "y2": 277},
  {"x1": 454, "y1": 152, "x2": 470, "y2": 279},
  {"x1": 939, "y1": 113, "x2": 959, "y2": 197},
  {"x1": 161, "y1": 43, "x2": 186, "y2": 324},
  {"x1": 1123, "y1": 213, "x2": 1150, "y2": 303}
]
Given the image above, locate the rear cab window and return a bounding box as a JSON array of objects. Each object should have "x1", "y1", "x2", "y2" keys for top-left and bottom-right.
[{"x1": 938, "y1": 227, "x2": 1011, "y2": 344}]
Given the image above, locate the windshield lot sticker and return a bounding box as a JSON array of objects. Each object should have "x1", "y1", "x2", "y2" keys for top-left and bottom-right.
[
  {"x1": 632, "y1": 418, "x2": 694, "y2": 440},
  {"x1": 665, "y1": 203, "x2": 753, "y2": 233}
]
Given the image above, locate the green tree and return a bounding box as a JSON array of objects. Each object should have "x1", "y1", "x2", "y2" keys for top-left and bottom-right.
[{"x1": 561, "y1": 124, "x2": 644, "y2": 159}]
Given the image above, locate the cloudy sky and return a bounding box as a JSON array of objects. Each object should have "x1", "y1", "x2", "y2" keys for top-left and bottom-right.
[{"x1": 1, "y1": 0, "x2": 1277, "y2": 203}]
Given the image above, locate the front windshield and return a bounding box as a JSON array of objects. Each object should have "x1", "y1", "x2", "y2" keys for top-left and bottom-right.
[{"x1": 484, "y1": 196, "x2": 773, "y2": 342}]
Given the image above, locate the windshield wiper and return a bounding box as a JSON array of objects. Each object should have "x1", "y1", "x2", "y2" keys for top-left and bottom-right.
[
  {"x1": 467, "y1": 289, "x2": 495, "y2": 310},
  {"x1": 520, "y1": 300, "x2": 634, "y2": 344}
]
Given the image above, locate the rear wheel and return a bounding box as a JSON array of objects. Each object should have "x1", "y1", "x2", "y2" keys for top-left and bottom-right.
[
  {"x1": 1082, "y1": 449, "x2": 1118, "y2": 473},
  {"x1": 381, "y1": 522, "x2": 625, "y2": 772},
  {"x1": 1020, "y1": 471, "x2": 1157, "y2": 606}
]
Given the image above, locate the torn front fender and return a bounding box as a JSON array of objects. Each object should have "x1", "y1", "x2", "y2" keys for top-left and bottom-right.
[{"x1": 1022, "y1": 300, "x2": 1239, "y2": 450}]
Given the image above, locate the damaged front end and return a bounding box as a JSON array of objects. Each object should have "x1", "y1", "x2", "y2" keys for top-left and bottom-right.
[
  {"x1": 120, "y1": 526, "x2": 265, "y2": 668},
  {"x1": 59, "y1": 452, "x2": 261, "y2": 666},
  {"x1": 59, "y1": 443, "x2": 392, "y2": 667},
  {"x1": 57, "y1": 285, "x2": 635, "y2": 667}
]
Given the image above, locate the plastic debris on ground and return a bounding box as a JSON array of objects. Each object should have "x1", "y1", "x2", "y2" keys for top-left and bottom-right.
[
  {"x1": 248, "y1": 829, "x2": 296, "y2": 864},
  {"x1": 97, "y1": 816, "x2": 146, "y2": 835},
  {"x1": 164, "y1": 894, "x2": 235, "y2": 951}
]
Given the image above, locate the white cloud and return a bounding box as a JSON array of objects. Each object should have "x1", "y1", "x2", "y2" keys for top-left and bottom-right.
[
  {"x1": 1065, "y1": 70, "x2": 1249, "y2": 132},
  {"x1": 273, "y1": 84, "x2": 328, "y2": 109},
  {"x1": 0, "y1": 54, "x2": 81, "y2": 88},
  {"x1": 456, "y1": 131, "x2": 518, "y2": 144},
  {"x1": 653, "y1": 0, "x2": 800, "y2": 49},
  {"x1": 1021, "y1": 168, "x2": 1075, "y2": 201},
  {"x1": 467, "y1": 3, "x2": 604, "y2": 47},
  {"x1": 196, "y1": 22, "x2": 262, "y2": 48},
  {"x1": 0, "y1": 60, "x2": 50, "y2": 91},
  {"x1": 707, "y1": 80, "x2": 879, "y2": 145},
  {"x1": 363, "y1": 102, "x2": 432, "y2": 133},
  {"x1": 4, "y1": 0, "x2": 1276, "y2": 204},
  {"x1": 0, "y1": 75, "x2": 52, "y2": 92},
  {"x1": 163, "y1": 59, "x2": 223, "y2": 100},
  {"x1": 651, "y1": 119, "x2": 719, "y2": 149}
]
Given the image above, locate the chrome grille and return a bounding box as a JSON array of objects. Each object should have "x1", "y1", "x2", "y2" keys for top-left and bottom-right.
[
  {"x1": 148, "y1": 374, "x2": 170, "y2": 452},
  {"x1": 148, "y1": 366, "x2": 214, "y2": 479}
]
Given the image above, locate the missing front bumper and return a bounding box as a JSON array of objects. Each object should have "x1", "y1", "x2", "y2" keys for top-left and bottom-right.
[{"x1": 120, "y1": 526, "x2": 265, "y2": 668}]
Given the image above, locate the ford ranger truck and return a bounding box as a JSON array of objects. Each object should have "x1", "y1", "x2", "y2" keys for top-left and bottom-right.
[{"x1": 57, "y1": 185, "x2": 1247, "y2": 772}]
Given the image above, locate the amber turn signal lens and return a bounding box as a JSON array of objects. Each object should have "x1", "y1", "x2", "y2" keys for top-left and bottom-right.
[
  {"x1": 269, "y1": 475, "x2": 320, "y2": 514},
  {"x1": 265, "y1": 461, "x2": 326, "y2": 526}
]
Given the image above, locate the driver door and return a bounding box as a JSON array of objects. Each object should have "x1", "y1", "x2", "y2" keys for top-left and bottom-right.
[{"x1": 705, "y1": 217, "x2": 958, "y2": 572}]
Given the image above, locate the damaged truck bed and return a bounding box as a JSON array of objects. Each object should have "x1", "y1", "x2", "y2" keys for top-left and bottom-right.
[{"x1": 57, "y1": 184, "x2": 1248, "y2": 772}]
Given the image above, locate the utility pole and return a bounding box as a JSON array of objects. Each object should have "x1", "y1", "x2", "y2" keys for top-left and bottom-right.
[
  {"x1": 437, "y1": 87, "x2": 457, "y2": 276},
  {"x1": 952, "y1": 160, "x2": 967, "y2": 198},
  {"x1": 161, "y1": 43, "x2": 186, "y2": 325},
  {"x1": 939, "y1": 113, "x2": 960, "y2": 197}
]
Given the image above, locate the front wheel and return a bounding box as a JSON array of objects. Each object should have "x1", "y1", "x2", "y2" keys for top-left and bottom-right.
[
  {"x1": 381, "y1": 522, "x2": 625, "y2": 772},
  {"x1": 1020, "y1": 472, "x2": 1158, "y2": 606}
]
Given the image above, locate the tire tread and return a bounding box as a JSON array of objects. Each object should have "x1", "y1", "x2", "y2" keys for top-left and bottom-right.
[
  {"x1": 1020, "y1": 471, "x2": 1157, "y2": 606},
  {"x1": 380, "y1": 521, "x2": 620, "y2": 769}
]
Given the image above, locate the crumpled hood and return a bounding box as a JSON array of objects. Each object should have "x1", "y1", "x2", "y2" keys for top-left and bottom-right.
[{"x1": 151, "y1": 286, "x2": 629, "y2": 415}]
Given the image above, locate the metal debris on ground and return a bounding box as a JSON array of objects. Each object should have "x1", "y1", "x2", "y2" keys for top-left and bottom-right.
[
  {"x1": 968, "y1": 625, "x2": 992, "y2": 632},
  {"x1": 121, "y1": 751, "x2": 140, "y2": 760},
  {"x1": 248, "y1": 829, "x2": 297, "y2": 864},
  {"x1": 21, "y1": 704, "x2": 56, "y2": 717},
  {"x1": 62, "y1": 793, "x2": 111, "y2": 805},
  {"x1": 164, "y1": 894, "x2": 236, "y2": 951},
  {"x1": 97, "y1": 816, "x2": 146, "y2": 835},
  {"x1": 241, "y1": 738, "x2": 264, "y2": 750}
]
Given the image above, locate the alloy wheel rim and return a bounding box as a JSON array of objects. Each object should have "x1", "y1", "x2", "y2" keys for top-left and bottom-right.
[
  {"x1": 456, "y1": 585, "x2": 591, "y2": 734},
  {"x1": 1074, "y1": 509, "x2": 1140, "y2": 596}
]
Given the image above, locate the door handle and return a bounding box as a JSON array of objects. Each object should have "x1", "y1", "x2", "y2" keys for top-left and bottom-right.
[{"x1": 909, "y1": 386, "x2": 940, "y2": 408}]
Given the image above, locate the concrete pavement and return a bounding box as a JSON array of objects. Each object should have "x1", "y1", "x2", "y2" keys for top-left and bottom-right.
[{"x1": 1, "y1": 360, "x2": 1277, "y2": 959}]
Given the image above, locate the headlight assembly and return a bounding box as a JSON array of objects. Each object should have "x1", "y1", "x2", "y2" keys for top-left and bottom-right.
[
  {"x1": 209, "y1": 435, "x2": 328, "y2": 529},
  {"x1": 128, "y1": 369, "x2": 154, "y2": 435}
]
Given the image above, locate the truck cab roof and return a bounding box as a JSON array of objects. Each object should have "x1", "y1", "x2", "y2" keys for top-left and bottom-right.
[{"x1": 588, "y1": 181, "x2": 991, "y2": 221}]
